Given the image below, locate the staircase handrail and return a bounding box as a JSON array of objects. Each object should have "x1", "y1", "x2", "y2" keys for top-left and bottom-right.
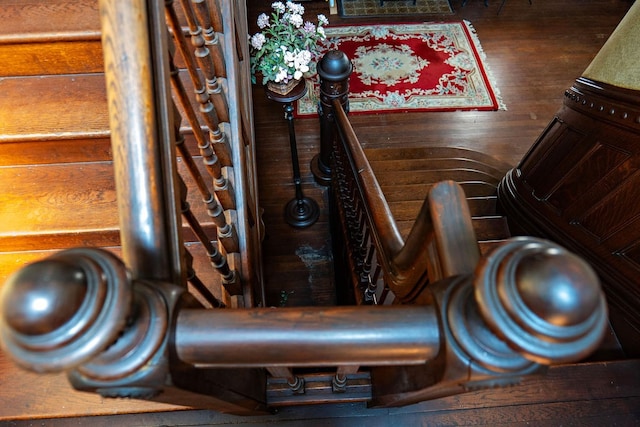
[{"x1": 317, "y1": 51, "x2": 480, "y2": 302}]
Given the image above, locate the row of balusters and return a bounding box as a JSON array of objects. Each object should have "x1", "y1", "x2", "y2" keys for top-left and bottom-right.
[
  {"x1": 332, "y1": 129, "x2": 391, "y2": 306},
  {"x1": 163, "y1": 0, "x2": 239, "y2": 307}
]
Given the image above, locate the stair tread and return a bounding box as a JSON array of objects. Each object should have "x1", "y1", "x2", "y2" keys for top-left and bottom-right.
[
  {"x1": 0, "y1": 0, "x2": 100, "y2": 43},
  {"x1": 396, "y1": 216, "x2": 511, "y2": 243},
  {"x1": 380, "y1": 182, "x2": 498, "y2": 202},
  {"x1": 0, "y1": 40, "x2": 104, "y2": 77},
  {"x1": 388, "y1": 197, "x2": 498, "y2": 221},
  {"x1": 0, "y1": 160, "x2": 222, "y2": 251},
  {"x1": 373, "y1": 168, "x2": 502, "y2": 187},
  {"x1": 0, "y1": 70, "x2": 208, "y2": 141},
  {"x1": 0, "y1": 74, "x2": 109, "y2": 142},
  {"x1": 364, "y1": 146, "x2": 511, "y2": 173},
  {"x1": 367, "y1": 156, "x2": 507, "y2": 180}
]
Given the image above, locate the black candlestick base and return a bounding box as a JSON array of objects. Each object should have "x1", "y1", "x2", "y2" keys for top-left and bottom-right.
[{"x1": 284, "y1": 197, "x2": 319, "y2": 228}]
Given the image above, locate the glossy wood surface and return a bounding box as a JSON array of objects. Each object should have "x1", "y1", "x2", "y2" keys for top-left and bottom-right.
[{"x1": 0, "y1": 0, "x2": 638, "y2": 424}]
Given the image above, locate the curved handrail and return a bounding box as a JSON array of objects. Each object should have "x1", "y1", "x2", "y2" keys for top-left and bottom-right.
[{"x1": 332, "y1": 100, "x2": 480, "y2": 301}]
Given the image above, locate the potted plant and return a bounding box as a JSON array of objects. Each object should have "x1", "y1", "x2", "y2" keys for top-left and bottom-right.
[{"x1": 249, "y1": 1, "x2": 329, "y2": 95}]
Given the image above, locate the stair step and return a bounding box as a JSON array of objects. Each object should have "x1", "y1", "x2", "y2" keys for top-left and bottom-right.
[
  {"x1": 0, "y1": 160, "x2": 222, "y2": 251},
  {"x1": 0, "y1": 1, "x2": 100, "y2": 43},
  {"x1": 0, "y1": 161, "x2": 119, "y2": 251},
  {"x1": 374, "y1": 168, "x2": 502, "y2": 187},
  {"x1": 367, "y1": 156, "x2": 507, "y2": 182},
  {"x1": 381, "y1": 182, "x2": 499, "y2": 202},
  {"x1": 0, "y1": 74, "x2": 109, "y2": 142},
  {"x1": 363, "y1": 146, "x2": 512, "y2": 255},
  {"x1": 388, "y1": 196, "x2": 498, "y2": 221},
  {"x1": 0, "y1": 1, "x2": 102, "y2": 77},
  {"x1": 365, "y1": 146, "x2": 510, "y2": 173}
]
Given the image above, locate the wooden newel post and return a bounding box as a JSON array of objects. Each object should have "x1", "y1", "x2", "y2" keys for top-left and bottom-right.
[{"x1": 311, "y1": 50, "x2": 353, "y2": 186}]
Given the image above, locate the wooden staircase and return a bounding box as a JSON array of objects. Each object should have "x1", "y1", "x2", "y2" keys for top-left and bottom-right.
[
  {"x1": 0, "y1": 1, "x2": 112, "y2": 284},
  {"x1": 0, "y1": 0, "x2": 259, "y2": 307},
  {"x1": 367, "y1": 146, "x2": 512, "y2": 256}
]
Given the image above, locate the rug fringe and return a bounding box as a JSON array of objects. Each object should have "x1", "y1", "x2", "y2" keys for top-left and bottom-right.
[{"x1": 463, "y1": 20, "x2": 508, "y2": 111}]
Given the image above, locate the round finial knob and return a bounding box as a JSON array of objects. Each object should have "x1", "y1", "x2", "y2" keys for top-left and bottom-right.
[
  {"x1": 475, "y1": 237, "x2": 608, "y2": 365},
  {"x1": 1, "y1": 259, "x2": 87, "y2": 336},
  {"x1": 515, "y1": 250, "x2": 600, "y2": 327},
  {"x1": 317, "y1": 50, "x2": 353, "y2": 81},
  {"x1": 0, "y1": 248, "x2": 132, "y2": 373}
]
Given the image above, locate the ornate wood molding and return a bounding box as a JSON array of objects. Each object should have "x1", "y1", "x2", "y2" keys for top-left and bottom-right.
[{"x1": 499, "y1": 77, "x2": 640, "y2": 356}]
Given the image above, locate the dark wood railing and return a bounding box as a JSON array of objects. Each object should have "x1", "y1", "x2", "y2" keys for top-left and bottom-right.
[
  {"x1": 0, "y1": 3, "x2": 611, "y2": 415},
  {"x1": 316, "y1": 51, "x2": 483, "y2": 305}
]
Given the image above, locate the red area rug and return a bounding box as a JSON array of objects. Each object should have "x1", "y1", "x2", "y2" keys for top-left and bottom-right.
[{"x1": 296, "y1": 21, "x2": 505, "y2": 117}]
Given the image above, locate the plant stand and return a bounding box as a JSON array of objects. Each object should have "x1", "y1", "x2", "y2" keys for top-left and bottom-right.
[{"x1": 265, "y1": 79, "x2": 319, "y2": 228}]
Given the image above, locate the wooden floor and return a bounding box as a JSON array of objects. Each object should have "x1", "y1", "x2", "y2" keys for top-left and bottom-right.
[
  {"x1": 3, "y1": 0, "x2": 640, "y2": 425},
  {"x1": 251, "y1": 0, "x2": 636, "y2": 308}
]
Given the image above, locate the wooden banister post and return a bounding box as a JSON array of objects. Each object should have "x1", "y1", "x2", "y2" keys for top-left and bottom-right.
[{"x1": 311, "y1": 50, "x2": 352, "y2": 185}]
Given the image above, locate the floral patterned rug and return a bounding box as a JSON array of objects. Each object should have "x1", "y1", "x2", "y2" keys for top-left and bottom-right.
[{"x1": 295, "y1": 21, "x2": 506, "y2": 117}]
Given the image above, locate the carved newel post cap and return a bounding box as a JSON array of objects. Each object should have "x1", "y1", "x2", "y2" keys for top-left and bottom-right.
[
  {"x1": 475, "y1": 237, "x2": 608, "y2": 364},
  {"x1": 1, "y1": 259, "x2": 87, "y2": 336},
  {"x1": 0, "y1": 248, "x2": 131, "y2": 373},
  {"x1": 317, "y1": 50, "x2": 353, "y2": 82},
  {"x1": 515, "y1": 250, "x2": 600, "y2": 327}
]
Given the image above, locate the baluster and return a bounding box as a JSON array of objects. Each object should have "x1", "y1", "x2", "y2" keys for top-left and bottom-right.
[
  {"x1": 178, "y1": 0, "x2": 230, "y2": 122},
  {"x1": 209, "y1": 0, "x2": 224, "y2": 32},
  {"x1": 184, "y1": 246, "x2": 226, "y2": 308},
  {"x1": 172, "y1": 103, "x2": 239, "y2": 253},
  {"x1": 332, "y1": 365, "x2": 359, "y2": 393},
  {"x1": 169, "y1": 55, "x2": 236, "y2": 212},
  {"x1": 267, "y1": 367, "x2": 305, "y2": 395},
  {"x1": 191, "y1": 0, "x2": 226, "y2": 78},
  {"x1": 363, "y1": 242, "x2": 380, "y2": 305},
  {"x1": 178, "y1": 176, "x2": 241, "y2": 295}
]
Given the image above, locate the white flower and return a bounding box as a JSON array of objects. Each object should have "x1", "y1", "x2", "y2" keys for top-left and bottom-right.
[
  {"x1": 284, "y1": 50, "x2": 296, "y2": 66},
  {"x1": 317, "y1": 14, "x2": 329, "y2": 26},
  {"x1": 298, "y1": 50, "x2": 311, "y2": 64},
  {"x1": 288, "y1": 13, "x2": 303, "y2": 28},
  {"x1": 250, "y1": 33, "x2": 266, "y2": 50},
  {"x1": 257, "y1": 13, "x2": 270, "y2": 29},
  {"x1": 272, "y1": 1, "x2": 285, "y2": 13},
  {"x1": 294, "y1": 70, "x2": 303, "y2": 80},
  {"x1": 286, "y1": 1, "x2": 304, "y2": 15},
  {"x1": 275, "y1": 68, "x2": 289, "y2": 82}
]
